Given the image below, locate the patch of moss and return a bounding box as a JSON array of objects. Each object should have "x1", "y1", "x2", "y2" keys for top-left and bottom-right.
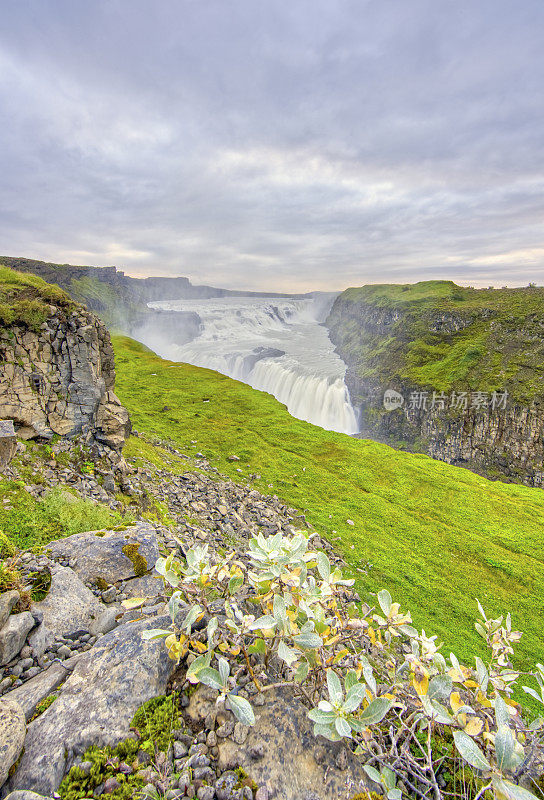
[
  {"x1": 59, "y1": 694, "x2": 182, "y2": 800},
  {"x1": 31, "y1": 694, "x2": 57, "y2": 721},
  {"x1": 93, "y1": 577, "x2": 109, "y2": 591},
  {"x1": 122, "y1": 542, "x2": 148, "y2": 577},
  {"x1": 234, "y1": 766, "x2": 258, "y2": 792},
  {"x1": 0, "y1": 530, "x2": 16, "y2": 558}
]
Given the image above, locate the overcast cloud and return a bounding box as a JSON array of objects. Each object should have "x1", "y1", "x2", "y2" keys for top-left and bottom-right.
[{"x1": 0, "y1": 0, "x2": 543, "y2": 291}]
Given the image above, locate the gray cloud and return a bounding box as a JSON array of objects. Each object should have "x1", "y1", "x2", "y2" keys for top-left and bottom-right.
[{"x1": 0, "y1": 0, "x2": 543, "y2": 290}]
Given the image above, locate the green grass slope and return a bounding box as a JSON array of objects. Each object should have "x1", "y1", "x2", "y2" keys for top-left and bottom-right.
[
  {"x1": 0, "y1": 266, "x2": 73, "y2": 331},
  {"x1": 113, "y1": 335, "x2": 544, "y2": 674},
  {"x1": 328, "y1": 280, "x2": 544, "y2": 403}
]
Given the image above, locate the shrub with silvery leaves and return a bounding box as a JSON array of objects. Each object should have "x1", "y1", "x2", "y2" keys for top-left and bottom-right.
[{"x1": 143, "y1": 529, "x2": 544, "y2": 800}]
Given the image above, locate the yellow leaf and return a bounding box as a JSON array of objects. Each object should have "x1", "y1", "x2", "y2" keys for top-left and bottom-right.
[
  {"x1": 413, "y1": 671, "x2": 429, "y2": 697},
  {"x1": 368, "y1": 626, "x2": 376, "y2": 645},
  {"x1": 476, "y1": 690, "x2": 492, "y2": 708},
  {"x1": 464, "y1": 717, "x2": 484, "y2": 736},
  {"x1": 121, "y1": 597, "x2": 146, "y2": 610},
  {"x1": 464, "y1": 680, "x2": 479, "y2": 689},
  {"x1": 458, "y1": 712, "x2": 467, "y2": 727},
  {"x1": 229, "y1": 646, "x2": 241, "y2": 656},
  {"x1": 218, "y1": 642, "x2": 229, "y2": 652},
  {"x1": 191, "y1": 641, "x2": 208, "y2": 653},
  {"x1": 450, "y1": 692, "x2": 462, "y2": 713}
]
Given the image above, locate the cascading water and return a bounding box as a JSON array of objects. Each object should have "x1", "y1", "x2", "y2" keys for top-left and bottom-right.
[{"x1": 146, "y1": 296, "x2": 359, "y2": 435}]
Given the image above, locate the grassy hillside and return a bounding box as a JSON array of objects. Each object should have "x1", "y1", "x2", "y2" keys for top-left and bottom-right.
[
  {"x1": 328, "y1": 280, "x2": 544, "y2": 403},
  {"x1": 0, "y1": 266, "x2": 73, "y2": 331},
  {"x1": 113, "y1": 335, "x2": 544, "y2": 675}
]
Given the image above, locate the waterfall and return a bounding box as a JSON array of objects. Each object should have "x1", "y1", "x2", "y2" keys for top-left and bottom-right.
[{"x1": 146, "y1": 296, "x2": 359, "y2": 435}]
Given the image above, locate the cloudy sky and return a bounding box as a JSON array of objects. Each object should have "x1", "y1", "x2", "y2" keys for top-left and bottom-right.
[{"x1": 1, "y1": 1, "x2": 543, "y2": 291}]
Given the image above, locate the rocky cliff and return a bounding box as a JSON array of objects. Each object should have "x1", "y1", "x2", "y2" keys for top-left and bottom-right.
[
  {"x1": 0, "y1": 267, "x2": 130, "y2": 450},
  {"x1": 327, "y1": 280, "x2": 544, "y2": 486}
]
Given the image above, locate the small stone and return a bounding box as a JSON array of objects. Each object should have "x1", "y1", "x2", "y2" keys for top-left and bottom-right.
[
  {"x1": 197, "y1": 787, "x2": 215, "y2": 800},
  {"x1": 232, "y1": 722, "x2": 248, "y2": 744},
  {"x1": 255, "y1": 789, "x2": 269, "y2": 800},
  {"x1": 101, "y1": 587, "x2": 117, "y2": 604},
  {"x1": 0, "y1": 611, "x2": 35, "y2": 666},
  {"x1": 173, "y1": 740, "x2": 188, "y2": 759},
  {"x1": 57, "y1": 644, "x2": 72, "y2": 659},
  {"x1": 216, "y1": 719, "x2": 234, "y2": 738},
  {"x1": 206, "y1": 730, "x2": 217, "y2": 747},
  {"x1": 103, "y1": 776, "x2": 120, "y2": 793}
]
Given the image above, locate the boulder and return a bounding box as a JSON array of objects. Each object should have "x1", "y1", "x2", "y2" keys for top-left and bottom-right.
[
  {"x1": 31, "y1": 566, "x2": 104, "y2": 641},
  {"x1": 0, "y1": 613, "x2": 35, "y2": 666},
  {"x1": 0, "y1": 699, "x2": 26, "y2": 788},
  {"x1": 0, "y1": 421, "x2": 17, "y2": 470},
  {"x1": 120, "y1": 571, "x2": 163, "y2": 599},
  {"x1": 94, "y1": 391, "x2": 131, "y2": 451},
  {"x1": 0, "y1": 591, "x2": 20, "y2": 630},
  {"x1": 3, "y1": 793, "x2": 53, "y2": 799},
  {"x1": 45, "y1": 522, "x2": 159, "y2": 585},
  {"x1": 7, "y1": 615, "x2": 176, "y2": 796},
  {"x1": 187, "y1": 686, "x2": 369, "y2": 800},
  {"x1": 2, "y1": 662, "x2": 69, "y2": 721}
]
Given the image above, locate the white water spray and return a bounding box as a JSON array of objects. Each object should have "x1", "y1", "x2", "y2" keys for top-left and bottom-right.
[{"x1": 147, "y1": 296, "x2": 359, "y2": 435}]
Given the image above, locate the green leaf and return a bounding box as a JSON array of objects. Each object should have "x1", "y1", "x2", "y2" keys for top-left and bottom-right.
[
  {"x1": 141, "y1": 628, "x2": 171, "y2": 640},
  {"x1": 475, "y1": 657, "x2": 489, "y2": 693},
  {"x1": 428, "y1": 674, "x2": 453, "y2": 702},
  {"x1": 381, "y1": 767, "x2": 396, "y2": 792},
  {"x1": 359, "y1": 697, "x2": 392, "y2": 725},
  {"x1": 522, "y1": 685, "x2": 544, "y2": 705},
  {"x1": 344, "y1": 670, "x2": 358, "y2": 692},
  {"x1": 186, "y1": 652, "x2": 212, "y2": 683},
  {"x1": 335, "y1": 716, "x2": 352, "y2": 738},
  {"x1": 377, "y1": 589, "x2": 392, "y2": 616},
  {"x1": 453, "y1": 730, "x2": 491, "y2": 771},
  {"x1": 495, "y1": 726, "x2": 520, "y2": 772},
  {"x1": 492, "y1": 779, "x2": 540, "y2": 800},
  {"x1": 343, "y1": 683, "x2": 366, "y2": 713},
  {"x1": 326, "y1": 669, "x2": 343, "y2": 705},
  {"x1": 180, "y1": 605, "x2": 203, "y2": 632},
  {"x1": 363, "y1": 765, "x2": 381, "y2": 785},
  {"x1": 206, "y1": 616, "x2": 218, "y2": 644},
  {"x1": 228, "y1": 574, "x2": 244, "y2": 595},
  {"x1": 312, "y1": 722, "x2": 340, "y2": 741},
  {"x1": 248, "y1": 615, "x2": 276, "y2": 631},
  {"x1": 316, "y1": 552, "x2": 331, "y2": 581},
  {"x1": 218, "y1": 657, "x2": 230, "y2": 684},
  {"x1": 197, "y1": 667, "x2": 223, "y2": 691},
  {"x1": 495, "y1": 694, "x2": 510, "y2": 729},
  {"x1": 293, "y1": 631, "x2": 322, "y2": 649},
  {"x1": 228, "y1": 694, "x2": 255, "y2": 726},
  {"x1": 308, "y1": 707, "x2": 336, "y2": 724},
  {"x1": 278, "y1": 640, "x2": 299, "y2": 667},
  {"x1": 248, "y1": 638, "x2": 266, "y2": 655},
  {"x1": 294, "y1": 660, "x2": 309, "y2": 683}
]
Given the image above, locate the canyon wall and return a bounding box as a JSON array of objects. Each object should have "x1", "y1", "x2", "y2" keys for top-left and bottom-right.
[
  {"x1": 326, "y1": 282, "x2": 544, "y2": 486},
  {"x1": 0, "y1": 276, "x2": 130, "y2": 450}
]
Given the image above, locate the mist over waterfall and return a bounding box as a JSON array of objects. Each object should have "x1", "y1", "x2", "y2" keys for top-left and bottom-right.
[{"x1": 146, "y1": 296, "x2": 359, "y2": 435}]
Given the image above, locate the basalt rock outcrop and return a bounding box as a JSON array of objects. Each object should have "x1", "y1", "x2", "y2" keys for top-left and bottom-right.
[
  {"x1": 0, "y1": 272, "x2": 130, "y2": 450},
  {"x1": 327, "y1": 281, "x2": 544, "y2": 486}
]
